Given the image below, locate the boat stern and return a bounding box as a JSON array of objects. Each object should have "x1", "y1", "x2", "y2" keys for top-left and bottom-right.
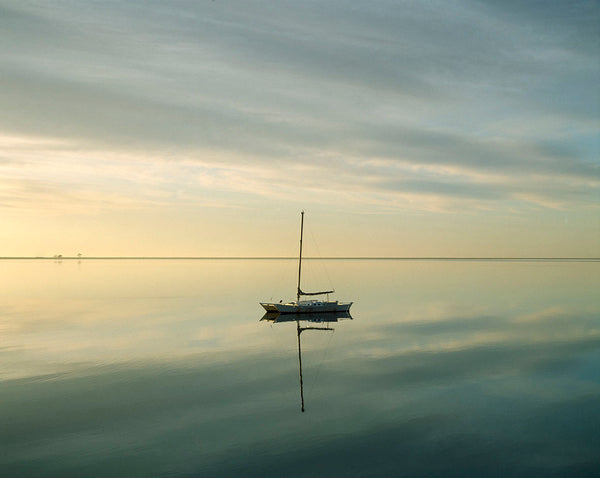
[{"x1": 260, "y1": 302, "x2": 280, "y2": 312}]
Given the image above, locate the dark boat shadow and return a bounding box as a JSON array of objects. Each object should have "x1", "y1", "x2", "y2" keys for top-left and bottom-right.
[{"x1": 260, "y1": 310, "x2": 353, "y2": 324}]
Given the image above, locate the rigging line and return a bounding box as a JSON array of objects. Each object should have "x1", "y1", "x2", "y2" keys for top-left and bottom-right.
[
  {"x1": 308, "y1": 228, "x2": 335, "y2": 293},
  {"x1": 306, "y1": 328, "x2": 335, "y2": 401},
  {"x1": 270, "y1": 257, "x2": 292, "y2": 302}
]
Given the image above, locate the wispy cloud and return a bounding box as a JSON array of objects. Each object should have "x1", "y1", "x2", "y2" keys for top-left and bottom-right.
[{"x1": 1, "y1": 0, "x2": 598, "y2": 254}]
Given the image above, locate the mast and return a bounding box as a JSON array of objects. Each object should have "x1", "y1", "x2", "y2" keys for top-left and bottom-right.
[
  {"x1": 297, "y1": 211, "x2": 304, "y2": 303},
  {"x1": 295, "y1": 211, "x2": 334, "y2": 299}
]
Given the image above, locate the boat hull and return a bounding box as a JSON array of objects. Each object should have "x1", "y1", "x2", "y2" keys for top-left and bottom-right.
[{"x1": 260, "y1": 300, "x2": 352, "y2": 314}]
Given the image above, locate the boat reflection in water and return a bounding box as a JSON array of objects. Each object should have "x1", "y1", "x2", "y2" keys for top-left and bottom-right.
[{"x1": 261, "y1": 311, "x2": 353, "y2": 412}]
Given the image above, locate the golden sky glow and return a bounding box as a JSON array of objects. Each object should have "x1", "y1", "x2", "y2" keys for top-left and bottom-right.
[{"x1": 1, "y1": 1, "x2": 599, "y2": 257}]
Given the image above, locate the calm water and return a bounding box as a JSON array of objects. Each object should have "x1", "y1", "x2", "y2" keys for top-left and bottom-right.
[{"x1": 1, "y1": 259, "x2": 599, "y2": 477}]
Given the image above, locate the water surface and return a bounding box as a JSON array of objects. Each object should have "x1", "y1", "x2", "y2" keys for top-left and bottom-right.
[{"x1": 1, "y1": 259, "x2": 599, "y2": 476}]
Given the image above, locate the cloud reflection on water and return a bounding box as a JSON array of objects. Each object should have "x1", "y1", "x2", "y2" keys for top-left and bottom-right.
[{"x1": 1, "y1": 259, "x2": 599, "y2": 476}]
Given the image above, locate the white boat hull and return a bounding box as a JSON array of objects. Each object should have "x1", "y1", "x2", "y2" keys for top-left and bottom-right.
[{"x1": 261, "y1": 300, "x2": 352, "y2": 314}]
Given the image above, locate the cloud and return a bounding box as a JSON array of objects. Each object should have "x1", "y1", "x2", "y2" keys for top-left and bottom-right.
[{"x1": 0, "y1": 0, "x2": 598, "y2": 221}]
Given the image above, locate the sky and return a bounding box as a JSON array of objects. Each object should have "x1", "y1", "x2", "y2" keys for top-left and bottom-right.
[{"x1": 1, "y1": 0, "x2": 599, "y2": 257}]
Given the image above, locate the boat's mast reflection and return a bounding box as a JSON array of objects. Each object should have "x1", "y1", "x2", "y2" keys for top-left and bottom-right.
[
  {"x1": 261, "y1": 311, "x2": 351, "y2": 412},
  {"x1": 296, "y1": 321, "x2": 333, "y2": 413}
]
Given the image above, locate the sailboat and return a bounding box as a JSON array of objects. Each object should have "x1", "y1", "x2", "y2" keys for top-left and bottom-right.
[{"x1": 260, "y1": 211, "x2": 353, "y2": 314}]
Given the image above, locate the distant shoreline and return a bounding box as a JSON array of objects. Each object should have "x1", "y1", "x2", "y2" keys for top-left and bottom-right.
[{"x1": 1, "y1": 257, "x2": 599, "y2": 262}]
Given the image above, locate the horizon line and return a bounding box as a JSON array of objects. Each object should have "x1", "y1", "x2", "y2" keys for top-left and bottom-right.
[{"x1": 1, "y1": 256, "x2": 599, "y2": 261}]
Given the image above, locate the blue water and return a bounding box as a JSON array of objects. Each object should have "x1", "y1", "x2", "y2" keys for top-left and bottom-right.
[{"x1": 1, "y1": 259, "x2": 599, "y2": 476}]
